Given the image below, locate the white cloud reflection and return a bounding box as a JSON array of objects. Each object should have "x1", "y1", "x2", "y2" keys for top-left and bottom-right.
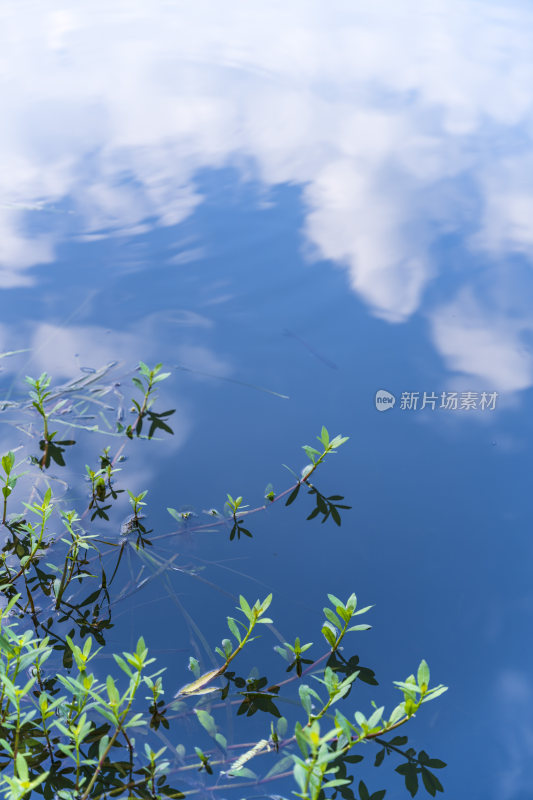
[
  {"x1": 2, "y1": 0, "x2": 533, "y2": 388},
  {"x1": 431, "y1": 290, "x2": 533, "y2": 392}
]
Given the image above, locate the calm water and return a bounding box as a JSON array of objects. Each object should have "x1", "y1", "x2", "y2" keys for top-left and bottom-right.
[{"x1": 2, "y1": 2, "x2": 533, "y2": 798}]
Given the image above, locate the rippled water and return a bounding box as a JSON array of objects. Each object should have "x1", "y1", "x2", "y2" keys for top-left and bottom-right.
[{"x1": 2, "y1": 2, "x2": 533, "y2": 798}]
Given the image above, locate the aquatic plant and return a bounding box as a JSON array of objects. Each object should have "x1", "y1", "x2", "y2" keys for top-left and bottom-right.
[{"x1": 0, "y1": 359, "x2": 448, "y2": 800}]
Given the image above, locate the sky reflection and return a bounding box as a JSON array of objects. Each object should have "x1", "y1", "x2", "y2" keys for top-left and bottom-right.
[
  {"x1": 2, "y1": 1, "x2": 533, "y2": 392},
  {"x1": 2, "y1": 4, "x2": 533, "y2": 798}
]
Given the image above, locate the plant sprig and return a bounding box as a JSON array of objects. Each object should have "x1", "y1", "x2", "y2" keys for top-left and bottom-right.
[{"x1": 125, "y1": 362, "x2": 171, "y2": 439}]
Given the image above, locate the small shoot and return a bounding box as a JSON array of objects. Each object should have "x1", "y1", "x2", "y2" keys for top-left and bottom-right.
[
  {"x1": 285, "y1": 427, "x2": 350, "y2": 524},
  {"x1": 1, "y1": 451, "x2": 26, "y2": 525},
  {"x1": 126, "y1": 361, "x2": 172, "y2": 439},
  {"x1": 225, "y1": 494, "x2": 252, "y2": 540},
  {"x1": 321, "y1": 593, "x2": 373, "y2": 652},
  {"x1": 274, "y1": 637, "x2": 314, "y2": 677}
]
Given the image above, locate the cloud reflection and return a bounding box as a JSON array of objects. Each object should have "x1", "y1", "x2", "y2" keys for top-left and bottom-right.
[{"x1": 2, "y1": 1, "x2": 533, "y2": 388}]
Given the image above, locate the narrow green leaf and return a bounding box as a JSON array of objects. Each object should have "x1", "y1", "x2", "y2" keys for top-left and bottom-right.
[
  {"x1": 113, "y1": 654, "x2": 133, "y2": 677},
  {"x1": 417, "y1": 660, "x2": 430, "y2": 688},
  {"x1": 15, "y1": 753, "x2": 29, "y2": 782},
  {"x1": 354, "y1": 605, "x2": 374, "y2": 615},
  {"x1": 367, "y1": 706, "x2": 384, "y2": 729},
  {"x1": 327, "y1": 593, "x2": 345, "y2": 609},
  {"x1": 425, "y1": 758, "x2": 447, "y2": 769},
  {"x1": 302, "y1": 445, "x2": 321, "y2": 463},
  {"x1": 239, "y1": 595, "x2": 253, "y2": 621},
  {"x1": 195, "y1": 709, "x2": 217, "y2": 737},
  {"x1": 227, "y1": 617, "x2": 242, "y2": 644},
  {"x1": 388, "y1": 702, "x2": 406, "y2": 725},
  {"x1": 324, "y1": 607, "x2": 342, "y2": 629},
  {"x1": 321, "y1": 625, "x2": 337, "y2": 648},
  {"x1": 299, "y1": 685, "x2": 313, "y2": 715},
  {"x1": 319, "y1": 426, "x2": 330, "y2": 447},
  {"x1": 359, "y1": 780, "x2": 370, "y2": 800},
  {"x1": 421, "y1": 767, "x2": 443, "y2": 796},
  {"x1": 421, "y1": 685, "x2": 448, "y2": 703},
  {"x1": 285, "y1": 484, "x2": 300, "y2": 506}
]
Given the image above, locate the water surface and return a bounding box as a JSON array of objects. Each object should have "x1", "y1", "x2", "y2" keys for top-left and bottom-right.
[{"x1": 2, "y1": 2, "x2": 533, "y2": 798}]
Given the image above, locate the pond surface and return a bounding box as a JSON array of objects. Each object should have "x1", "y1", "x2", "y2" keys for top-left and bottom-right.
[{"x1": 2, "y1": 2, "x2": 533, "y2": 798}]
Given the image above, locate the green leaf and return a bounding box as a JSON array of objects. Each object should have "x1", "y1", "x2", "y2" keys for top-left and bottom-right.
[
  {"x1": 421, "y1": 767, "x2": 443, "y2": 796},
  {"x1": 330, "y1": 434, "x2": 349, "y2": 449},
  {"x1": 396, "y1": 763, "x2": 419, "y2": 797},
  {"x1": 260, "y1": 593, "x2": 273, "y2": 613},
  {"x1": 367, "y1": 706, "x2": 384, "y2": 729},
  {"x1": 354, "y1": 711, "x2": 367, "y2": 728},
  {"x1": 264, "y1": 755, "x2": 293, "y2": 779},
  {"x1": 294, "y1": 723, "x2": 309, "y2": 758},
  {"x1": 354, "y1": 605, "x2": 374, "y2": 615},
  {"x1": 0, "y1": 634, "x2": 14, "y2": 656},
  {"x1": 195, "y1": 709, "x2": 217, "y2": 737},
  {"x1": 321, "y1": 624, "x2": 337, "y2": 648},
  {"x1": 302, "y1": 445, "x2": 321, "y2": 463},
  {"x1": 238, "y1": 595, "x2": 253, "y2": 621},
  {"x1": 299, "y1": 685, "x2": 317, "y2": 716},
  {"x1": 388, "y1": 736, "x2": 408, "y2": 746},
  {"x1": 388, "y1": 702, "x2": 406, "y2": 725},
  {"x1": 15, "y1": 753, "x2": 29, "y2": 782},
  {"x1": 106, "y1": 675, "x2": 119, "y2": 704},
  {"x1": 285, "y1": 484, "x2": 300, "y2": 506},
  {"x1": 324, "y1": 607, "x2": 342, "y2": 629},
  {"x1": 327, "y1": 593, "x2": 345, "y2": 609},
  {"x1": 425, "y1": 758, "x2": 447, "y2": 769},
  {"x1": 324, "y1": 779, "x2": 352, "y2": 788},
  {"x1": 1, "y1": 451, "x2": 15, "y2": 475},
  {"x1": 228, "y1": 766, "x2": 257, "y2": 780},
  {"x1": 227, "y1": 617, "x2": 242, "y2": 644},
  {"x1": 113, "y1": 654, "x2": 133, "y2": 677},
  {"x1": 421, "y1": 685, "x2": 448, "y2": 703},
  {"x1": 359, "y1": 780, "x2": 370, "y2": 800},
  {"x1": 417, "y1": 660, "x2": 430, "y2": 688},
  {"x1": 335, "y1": 605, "x2": 351, "y2": 623}
]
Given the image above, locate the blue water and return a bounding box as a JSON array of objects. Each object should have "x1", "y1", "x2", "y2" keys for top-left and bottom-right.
[{"x1": 2, "y1": 2, "x2": 533, "y2": 798}]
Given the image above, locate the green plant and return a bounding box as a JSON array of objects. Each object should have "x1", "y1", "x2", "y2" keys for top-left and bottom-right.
[
  {"x1": 128, "y1": 489, "x2": 148, "y2": 525},
  {"x1": 86, "y1": 448, "x2": 122, "y2": 521},
  {"x1": 224, "y1": 494, "x2": 252, "y2": 540},
  {"x1": 125, "y1": 362, "x2": 173, "y2": 439},
  {"x1": 25, "y1": 373, "x2": 54, "y2": 469},
  {"x1": 1, "y1": 451, "x2": 25, "y2": 526},
  {"x1": 0, "y1": 361, "x2": 448, "y2": 800}
]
